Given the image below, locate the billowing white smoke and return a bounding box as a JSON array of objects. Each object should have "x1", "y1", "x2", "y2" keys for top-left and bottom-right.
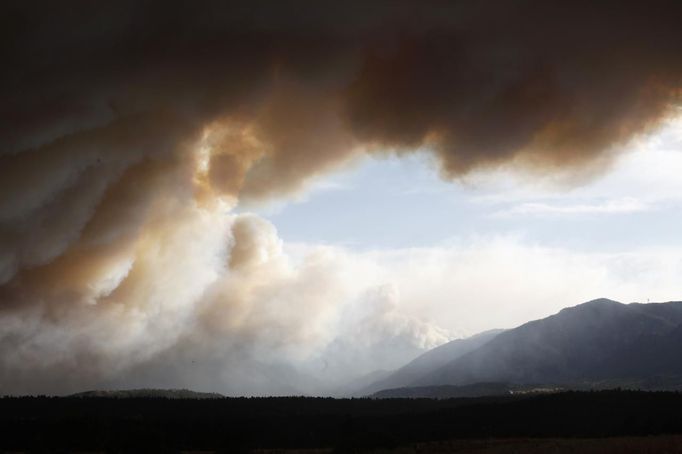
[{"x1": 0, "y1": 131, "x2": 451, "y2": 395}]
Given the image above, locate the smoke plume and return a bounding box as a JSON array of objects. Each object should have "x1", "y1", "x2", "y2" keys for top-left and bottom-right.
[{"x1": 0, "y1": 0, "x2": 680, "y2": 394}]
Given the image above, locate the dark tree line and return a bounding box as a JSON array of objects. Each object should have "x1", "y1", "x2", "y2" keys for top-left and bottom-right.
[{"x1": 2, "y1": 390, "x2": 682, "y2": 452}]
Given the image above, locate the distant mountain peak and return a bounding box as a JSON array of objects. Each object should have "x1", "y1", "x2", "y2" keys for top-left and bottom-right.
[
  {"x1": 568, "y1": 298, "x2": 624, "y2": 310},
  {"x1": 557, "y1": 298, "x2": 625, "y2": 315},
  {"x1": 583, "y1": 298, "x2": 622, "y2": 305}
]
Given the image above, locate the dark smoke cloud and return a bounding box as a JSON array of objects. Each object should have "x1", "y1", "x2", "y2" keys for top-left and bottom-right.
[
  {"x1": 5, "y1": 1, "x2": 680, "y2": 172},
  {"x1": 0, "y1": 0, "x2": 680, "y2": 395}
]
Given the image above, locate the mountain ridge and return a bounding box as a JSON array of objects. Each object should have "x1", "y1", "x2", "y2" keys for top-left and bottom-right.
[{"x1": 411, "y1": 299, "x2": 682, "y2": 388}]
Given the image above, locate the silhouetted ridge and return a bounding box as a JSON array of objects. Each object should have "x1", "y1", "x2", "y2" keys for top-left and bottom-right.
[
  {"x1": 371, "y1": 382, "x2": 514, "y2": 398},
  {"x1": 406, "y1": 299, "x2": 682, "y2": 390},
  {"x1": 70, "y1": 389, "x2": 223, "y2": 399}
]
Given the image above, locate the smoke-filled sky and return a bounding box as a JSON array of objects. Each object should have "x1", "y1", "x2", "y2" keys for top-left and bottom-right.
[{"x1": 1, "y1": 0, "x2": 681, "y2": 396}]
